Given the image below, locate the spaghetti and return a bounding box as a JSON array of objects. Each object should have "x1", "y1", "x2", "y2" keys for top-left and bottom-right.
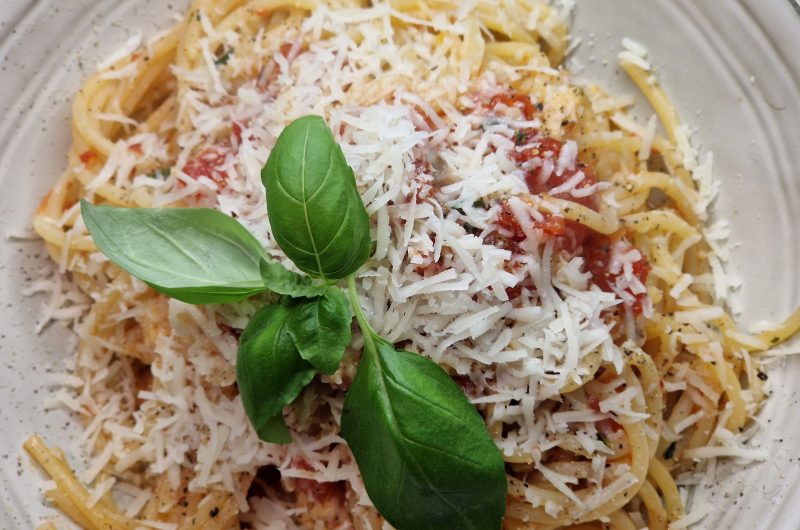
[{"x1": 28, "y1": 1, "x2": 800, "y2": 529}]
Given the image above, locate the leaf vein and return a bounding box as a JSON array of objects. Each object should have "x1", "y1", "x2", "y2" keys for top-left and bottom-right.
[{"x1": 299, "y1": 125, "x2": 327, "y2": 279}]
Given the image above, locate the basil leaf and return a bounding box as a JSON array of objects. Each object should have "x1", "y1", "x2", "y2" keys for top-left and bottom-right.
[
  {"x1": 341, "y1": 337, "x2": 507, "y2": 530},
  {"x1": 82, "y1": 201, "x2": 267, "y2": 304},
  {"x1": 262, "y1": 115, "x2": 371, "y2": 280},
  {"x1": 286, "y1": 289, "x2": 351, "y2": 374},
  {"x1": 236, "y1": 303, "x2": 316, "y2": 443},
  {"x1": 259, "y1": 260, "x2": 327, "y2": 298},
  {"x1": 261, "y1": 415, "x2": 292, "y2": 444},
  {"x1": 82, "y1": 201, "x2": 319, "y2": 303}
]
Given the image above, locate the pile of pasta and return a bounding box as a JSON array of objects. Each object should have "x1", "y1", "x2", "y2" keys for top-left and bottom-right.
[{"x1": 29, "y1": 0, "x2": 800, "y2": 529}]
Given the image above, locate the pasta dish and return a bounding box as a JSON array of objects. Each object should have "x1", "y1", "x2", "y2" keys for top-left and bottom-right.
[{"x1": 26, "y1": 1, "x2": 800, "y2": 529}]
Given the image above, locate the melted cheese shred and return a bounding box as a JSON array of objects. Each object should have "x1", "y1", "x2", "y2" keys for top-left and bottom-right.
[{"x1": 28, "y1": 0, "x2": 800, "y2": 529}]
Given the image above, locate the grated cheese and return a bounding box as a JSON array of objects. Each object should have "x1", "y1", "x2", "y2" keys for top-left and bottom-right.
[
  {"x1": 29, "y1": 1, "x2": 763, "y2": 526},
  {"x1": 668, "y1": 502, "x2": 712, "y2": 530}
]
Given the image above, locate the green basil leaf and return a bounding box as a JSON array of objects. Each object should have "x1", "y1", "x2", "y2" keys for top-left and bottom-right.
[
  {"x1": 82, "y1": 201, "x2": 320, "y2": 303},
  {"x1": 286, "y1": 289, "x2": 351, "y2": 374},
  {"x1": 259, "y1": 259, "x2": 327, "y2": 298},
  {"x1": 237, "y1": 303, "x2": 316, "y2": 443},
  {"x1": 341, "y1": 337, "x2": 507, "y2": 530},
  {"x1": 81, "y1": 201, "x2": 267, "y2": 304},
  {"x1": 261, "y1": 414, "x2": 292, "y2": 444},
  {"x1": 262, "y1": 115, "x2": 371, "y2": 280}
]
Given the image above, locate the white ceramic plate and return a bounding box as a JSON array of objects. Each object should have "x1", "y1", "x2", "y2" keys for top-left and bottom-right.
[{"x1": 1, "y1": 1, "x2": 798, "y2": 528}]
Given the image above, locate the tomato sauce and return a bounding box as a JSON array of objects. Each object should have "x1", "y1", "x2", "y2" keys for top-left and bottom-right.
[
  {"x1": 289, "y1": 457, "x2": 343, "y2": 502},
  {"x1": 488, "y1": 200, "x2": 586, "y2": 257},
  {"x1": 79, "y1": 149, "x2": 100, "y2": 167},
  {"x1": 489, "y1": 98, "x2": 651, "y2": 311},
  {"x1": 514, "y1": 133, "x2": 600, "y2": 211},
  {"x1": 231, "y1": 121, "x2": 244, "y2": 144},
  {"x1": 415, "y1": 261, "x2": 445, "y2": 278},
  {"x1": 480, "y1": 89, "x2": 653, "y2": 313},
  {"x1": 182, "y1": 147, "x2": 232, "y2": 187},
  {"x1": 488, "y1": 92, "x2": 538, "y2": 121},
  {"x1": 587, "y1": 396, "x2": 624, "y2": 433},
  {"x1": 217, "y1": 322, "x2": 242, "y2": 341},
  {"x1": 412, "y1": 156, "x2": 435, "y2": 203},
  {"x1": 509, "y1": 124, "x2": 650, "y2": 313},
  {"x1": 583, "y1": 234, "x2": 650, "y2": 315},
  {"x1": 279, "y1": 42, "x2": 297, "y2": 62}
]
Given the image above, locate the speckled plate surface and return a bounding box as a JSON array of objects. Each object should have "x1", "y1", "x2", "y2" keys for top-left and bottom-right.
[{"x1": 1, "y1": 1, "x2": 798, "y2": 528}]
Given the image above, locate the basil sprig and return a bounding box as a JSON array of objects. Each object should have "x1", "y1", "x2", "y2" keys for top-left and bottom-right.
[
  {"x1": 263, "y1": 116, "x2": 507, "y2": 530},
  {"x1": 82, "y1": 115, "x2": 508, "y2": 530}
]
